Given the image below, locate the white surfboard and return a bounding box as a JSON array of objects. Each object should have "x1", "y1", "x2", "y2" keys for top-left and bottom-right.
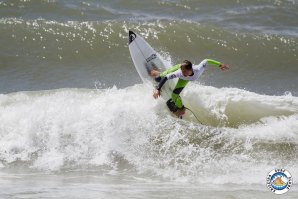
[{"x1": 128, "y1": 30, "x2": 176, "y2": 100}]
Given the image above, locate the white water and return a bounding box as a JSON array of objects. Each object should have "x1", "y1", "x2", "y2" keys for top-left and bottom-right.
[{"x1": 0, "y1": 84, "x2": 297, "y2": 185}]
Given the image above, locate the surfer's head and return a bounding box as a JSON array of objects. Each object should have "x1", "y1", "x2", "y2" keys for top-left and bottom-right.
[{"x1": 181, "y1": 60, "x2": 193, "y2": 76}]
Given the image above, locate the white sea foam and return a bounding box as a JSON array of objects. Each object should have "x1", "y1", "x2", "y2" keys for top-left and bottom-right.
[{"x1": 0, "y1": 85, "x2": 297, "y2": 184}]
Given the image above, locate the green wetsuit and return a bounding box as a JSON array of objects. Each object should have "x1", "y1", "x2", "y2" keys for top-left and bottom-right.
[{"x1": 157, "y1": 59, "x2": 221, "y2": 111}]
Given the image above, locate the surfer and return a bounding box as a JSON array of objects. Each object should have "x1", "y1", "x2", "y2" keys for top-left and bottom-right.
[{"x1": 150, "y1": 59, "x2": 229, "y2": 118}]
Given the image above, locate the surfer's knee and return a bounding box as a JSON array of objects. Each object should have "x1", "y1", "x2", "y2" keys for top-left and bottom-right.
[{"x1": 173, "y1": 87, "x2": 184, "y2": 95}]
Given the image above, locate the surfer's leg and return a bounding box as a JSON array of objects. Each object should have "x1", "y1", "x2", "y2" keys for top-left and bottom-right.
[{"x1": 171, "y1": 79, "x2": 189, "y2": 109}]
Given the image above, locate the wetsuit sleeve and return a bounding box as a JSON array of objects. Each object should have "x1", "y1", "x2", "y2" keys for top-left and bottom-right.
[
  {"x1": 156, "y1": 77, "x2": 168, "y2": 91},
  {"x1": 205, "y1": 59, "x2": 221, "y2": 67},
  {"x1": 160, "y1": 64, "x2": 181, "y2": 77},
  {"x1": 157, "y1": 68, "x2": 183, "y2": 90},
  {"x1": 156, "y1": 64, "x2": 181, "y2": 91}
]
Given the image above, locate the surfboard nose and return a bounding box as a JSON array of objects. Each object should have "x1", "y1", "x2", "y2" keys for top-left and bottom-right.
[{"x1": 129, "y1": 30, "x2": 137, "y2": 44}]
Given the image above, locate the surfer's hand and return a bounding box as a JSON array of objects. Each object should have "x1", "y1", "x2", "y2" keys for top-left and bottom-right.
[
  {"x1": 220, "y1": 63, "x2": 229, "y2": 71},
  {"x1": 150, "y1": 70, "x2": 160, "y2": 77},
  {"x1": 153, "y1": 90, "x2": 161, "y2": 99}
]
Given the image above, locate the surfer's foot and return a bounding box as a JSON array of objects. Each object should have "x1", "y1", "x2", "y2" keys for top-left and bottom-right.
[
  {"x1": 174, "y1": 107, "x2": 186, "y2": 118},
  {"x1": 150, "y1": 69, "x2": 160, "y2": 77}
]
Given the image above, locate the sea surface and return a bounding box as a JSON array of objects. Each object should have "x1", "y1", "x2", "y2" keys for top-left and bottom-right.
[{"x1": 0, "y1": 0, "x2": 298, "y2": 198}]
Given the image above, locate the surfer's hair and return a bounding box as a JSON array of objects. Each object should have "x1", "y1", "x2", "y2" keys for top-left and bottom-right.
[{"x1": 182, "y1": 60, "x2": 192, "y2": 70}]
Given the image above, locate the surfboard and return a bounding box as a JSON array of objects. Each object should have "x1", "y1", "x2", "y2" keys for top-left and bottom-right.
[
  {"x1": 128, "y1": 30, "x2": 176, "y2": 100},
  {"x1": 128, "y1": 31, "x2": 204, "y2": 122}
]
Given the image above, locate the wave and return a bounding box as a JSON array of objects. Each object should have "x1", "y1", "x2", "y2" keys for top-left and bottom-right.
[
  {"x1": 1, "y1": 17, "x2": 297, "y2": 72},
  {"x1": 1, "y1": 0, "x2": 297, "y2": 36},
  {"x1": 183, "y1": 84, "x2": 298, "y2": 126},
  {"x1": 0, "y1": 85, "x2": 297, "y2": 184}
]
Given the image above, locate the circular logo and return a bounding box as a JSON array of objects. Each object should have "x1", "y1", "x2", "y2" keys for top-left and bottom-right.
[{"x1": 266, "y1": 169, "x2": 292, "y2": 194}]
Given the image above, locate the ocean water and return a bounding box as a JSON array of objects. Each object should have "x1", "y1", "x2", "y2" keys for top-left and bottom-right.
[{"x1": 0, "y1": 0, "x2": 298, "y2": 198}]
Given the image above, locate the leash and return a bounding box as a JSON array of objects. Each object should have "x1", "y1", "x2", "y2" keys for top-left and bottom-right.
[{"x1": 184, "y1": 106, "x2": 204, "y2": 125}]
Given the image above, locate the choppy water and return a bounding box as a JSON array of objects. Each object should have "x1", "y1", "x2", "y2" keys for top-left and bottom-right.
[{"x1": 0, "y1": 0, "x2": 298, "y2": 198}]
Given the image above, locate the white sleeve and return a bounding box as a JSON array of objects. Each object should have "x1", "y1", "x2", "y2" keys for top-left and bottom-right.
[{"x1": 200, "y1": 59, "x2": 208, "y2": 68}]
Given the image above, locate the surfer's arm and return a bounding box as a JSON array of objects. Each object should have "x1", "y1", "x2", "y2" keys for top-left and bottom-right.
[
  {"x1": 156, "y1": 69, "x2": 181, "y2": 91},
  {"x1": 153, "y1": 66, "x2": 180, "y2": 99},
  {"x1": 156, "y1": 77, "x2": 168, "y2": 91},
  {"x1": 155, "y1": 65, "x2": 182, "y2": 91},
  {"x1": 205, "y1": 59, "x2": 220, "y2": 66},
  {"x1": 159, "y1": 64, "x2": 181, "y2": 78},
  {"x1": 153, "y1": 70, "x2": 180, "y2": 99},
  {"x1": 154, "y1": 64, "x2": 180, "y2": 84},
  {"x1": 203, "y1": 59, "x2": 229, "y2": 70},
  {"x1": 153, "y1": 76, "x2": 168, "y2": 99}
]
